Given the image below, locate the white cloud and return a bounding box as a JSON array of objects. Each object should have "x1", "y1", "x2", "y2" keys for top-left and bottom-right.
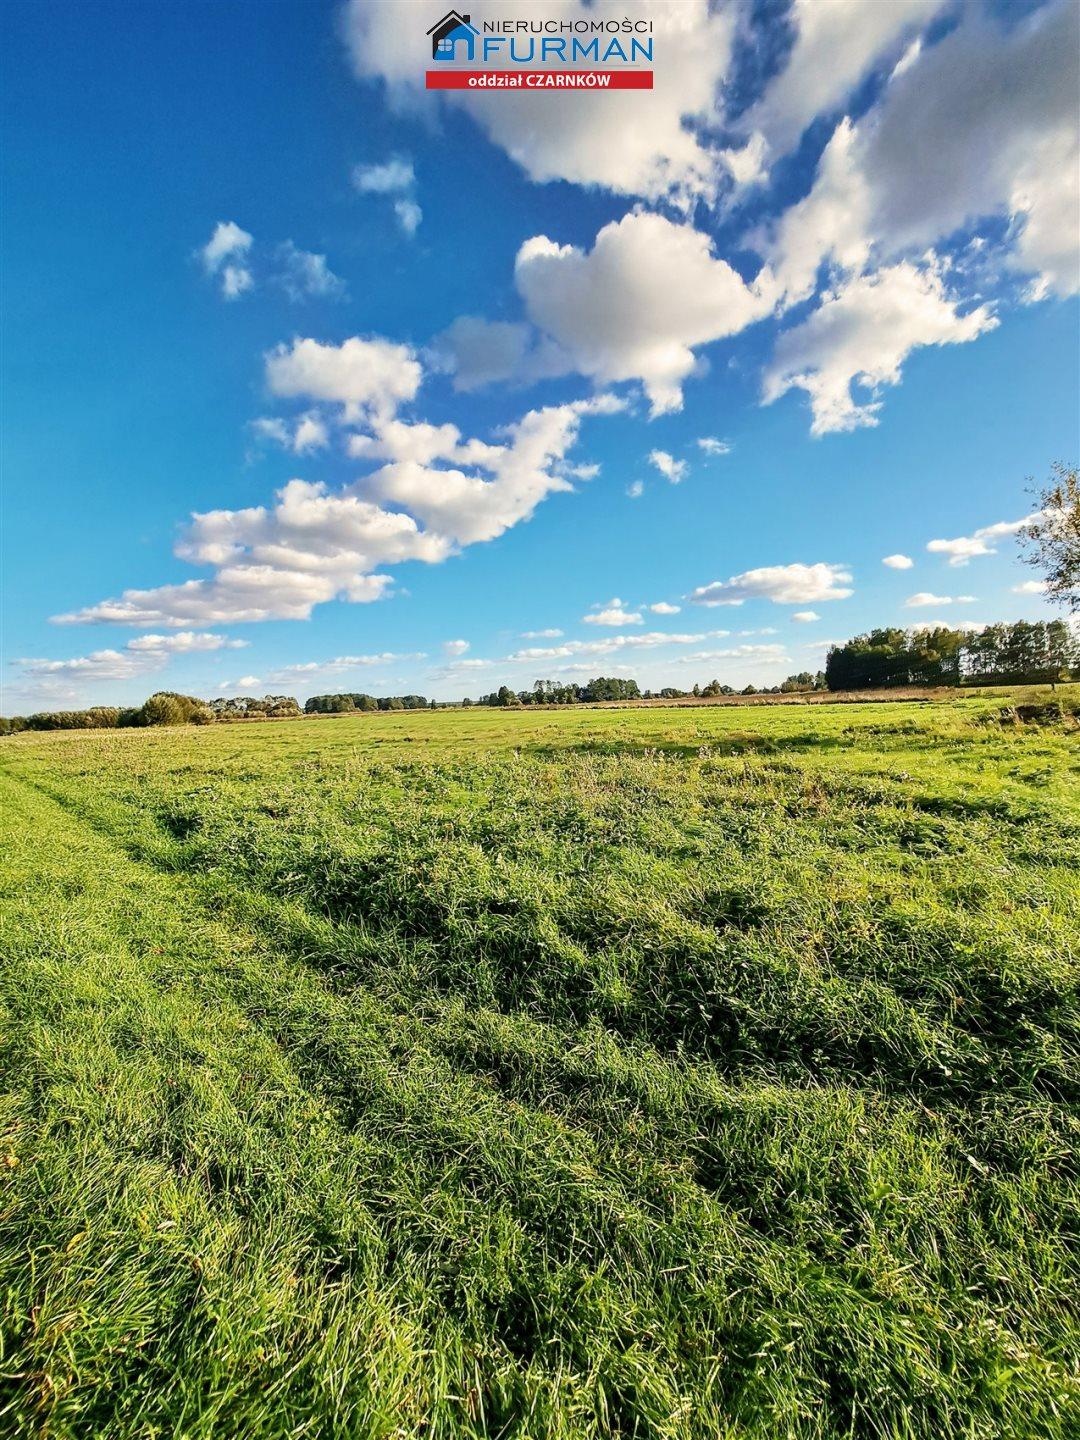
[
  {"x1": 674, "y1": 646, "x2": 789, "y2": 665},
  {"x1": 394, "y1": 199, "x2": 423, "y2": 236},
  {"x1": 252, "y1": 413, "x2": 330, "y2": 455},
  {"x1": 352, "y1": 157, "x2": 422, "y2": 235},
  {"x1": 18, "y1": 632, "x2": 244, "y2": 686},
  {"x1": 218, "y1": 675, "x2": 263, "y2": 692},
  {"x1": 351, "y1": 157, "x2": 414, "y2": 194},
  {"x1": 515, "y1": 212, "x2": 774, "y2": 416},
  {"x1": 17, "y1": 649, "x2": 153, "y2": 683},
  {"x1": 126, "y1": 632, "x2": 247, "y2": 654},
  {"x1": 904, "y1": 592, "x2": 978, "y2": 608},
  {"x1": 744, "y1": 0, "x2": 947, "y2": 165},
  {"x1": 342, "y1": 0, "x2": 736, "y2": 205},
  {"x1": 626, "y1": 480, "x2": 644, "y2": 500},
  {"x1": 443, "y1": 639, "x2": 470, "y2": 657},
  {"x1": 506, "y1": 629, "x2": 738, "y2": 662},
  {"x1": 697, "y1": 437, "x2": 732, "y2": 456},
  {"x1": 648, "y1": 450, "x2": 687, "y2": 484},
  {"x1": 58, "y1": 396, "x2": 621, "y2": 628},
  {"x1": 262, "y1": 652, "x2": 425, "y2": 685},
  {"x1": 276, "y1": 241, "x2": 346, "y2": 301},
  {"x1": 650, "y1": 602, "x2": 680, "y2": 615},
  {"x1": 882, "y1": 553, "x2": 914, "y2": 569},
  {"x1": 53, "y1": 480, "x2": 441, "y2": 627},
  {"x1": 791, "y1": 611, "x2": 820, "y2": 623},
  {"x1": 521, "y1": 628, "x2": 563, "y2": 639},
  {"x1": 361, "y1": 394, "x2": 625, "y2": 547},
  {"x1": 199, "y1": 220, "x2": 254, "y2": 300},
  {"x1": 1012, "y1": 579, "x2": 1048, "y2": 595},
  {"x1": 767, "y1": 2, "x2": 1080, "y2": 305},
  {"x1": 763, "y1": 262, "x2": 996, "y2": 435},
  {"x1": 265, "y1": 336, "x2": 422, "y2": 425},
  {"x1": 689, "y1": 563, "x2": 854, "y2": 607},
  {"x1": 428, "y1": 316, "x2": 570, "y2": 392},
  {"x1": 908, "y1": 620, "x2": 986, "y2": 634},
  {"x1": 583, "y1": 599, "x2": 643, "y2": 628},
  {"x1": 927, "y1": 512, "x2": 1042, "y2": 566}
]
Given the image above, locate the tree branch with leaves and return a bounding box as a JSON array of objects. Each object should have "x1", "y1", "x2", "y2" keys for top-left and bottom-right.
[{"x1": 1020, "y1": 463, "x2": 1080, "y2": 612}]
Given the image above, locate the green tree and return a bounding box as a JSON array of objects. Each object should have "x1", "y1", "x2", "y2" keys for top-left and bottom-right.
[{"x1": 1020, "y1": 463, "x2": 1080, "y2": 612}]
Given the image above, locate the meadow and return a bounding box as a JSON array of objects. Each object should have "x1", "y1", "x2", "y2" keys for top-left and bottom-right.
[{"x1": 1, "y1": 691, "x2": 1078, "y2": 1439}]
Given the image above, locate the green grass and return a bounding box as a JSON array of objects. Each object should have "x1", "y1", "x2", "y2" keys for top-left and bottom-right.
[{"x1": 1, "y1": 691, "x2": 1078, "y2": 1438}]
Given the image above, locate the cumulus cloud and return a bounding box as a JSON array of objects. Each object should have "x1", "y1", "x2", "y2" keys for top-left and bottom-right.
[
  {"x1": 908, "y1": 619, "x2": 986, "y2": 634},
  {"x1": 351, "y1": 156, "x2": 414, "y2": 194},
  {"x1": 394, "y1": 199, "x2": 423, "y2": 236},
  {"x1": 56, "y1": 393, "x2": 622, "y2": 628},
  {"x1": 262, "y1": 652, "x2": 425, "y2": 685},
  {"x1": 650, "y1": 602, "x2": 680, "y2": 615},
  {"x1": 697, "y1": 437, "x2": 732, "y2": 456},
  {"x1": 352, "y1": 156, "x2": 423, "y2": 235},
  {"x1": 583, "y1": 599, "x2": 643, "y2": 627},
  {"x1": 428, "y1": 316, "x2": 571, "y2": 392},
  {"x1": 18, "y1": 632, "x2": 245, "y2": 685},
  {"x1": 443, "y1": 639, "x2": 470, "y2": 657},
  {"x1": 515, "y1": 212, "x2": 774, "y2": 416},
  {"x1": 927, "y1": 511, "x2": 1042, "y2": 566},
  {"x1": 125, "y1": 632, "x2": 247, "y2": 654},
  {"x1": 252, "y1": 413, "x2": 330, "y2": 455},
  {"x1": 275, "y1": 241, "x2": 346, "y2": 301},
  {"x1": 199, "y1": 220, "x2": 254, "y2": 300},
  {"x1": 767, "y1": 1, "x2": 1079, "y2": 304},
  {"x1": 791, "y1": 611, "x2": 820, "y2": 623},
  {"x1": 689, "y1": 563, "x2": 854, "y2": 607},
  {"x1": 904, "y1": 592, "x2": 977, "y2": 608},
  {"x1": 1012, "y1": 579, "x2": 1048, "y2": 595},
  {"x1": 626, "y1": 480, "x2": 644, "y2": 499},
  {"x1": 882, "y1": 553, "x2": 914, "y2": 569},
  {"x1": 648, "y1": 449, "x2": 687, "y2": 484},
  {"x1": 763, "y1": 262, "x2": 996, "y2": 434},
  {"x1": 743, "y1": 0, "x2": 947, "y2": 165},
  {"x1": 506, "y1": 629, "x2": 742, "y2": 662},
  {"x1": 265, "y1": 336, "x2": 423, "y2": 425},
  {"x1": 342, "y1": 0, "x2": 736, "y2": 205},
  {"x1": 361, "y1": 394, "x2": 625, "y2": 548},
  {"x1": 521, "y1": 628, "x2": 563, "y2": 639}
]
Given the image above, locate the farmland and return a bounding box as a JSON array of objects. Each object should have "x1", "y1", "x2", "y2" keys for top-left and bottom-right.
[{"x1": 1, "y1": 691, "x2": 1078, "y2": 1438}]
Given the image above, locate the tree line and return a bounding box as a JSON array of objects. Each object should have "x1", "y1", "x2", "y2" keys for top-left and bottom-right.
[
  {"x1": 3, "y1": 623, "x2": 1075, "y2": 736},
  {"x1": 1, "y1": 690, "x2": 301, "y2": 735},
  {"x1": 824, "y1": 620, "x2": 1076, "y2": 691},
  {"x1": 303, "y1": 692, "x2": 431, "y2": 713}
]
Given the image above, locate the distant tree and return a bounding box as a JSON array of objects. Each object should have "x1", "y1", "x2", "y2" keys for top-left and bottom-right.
[
  {"x1": 581, "y1": 677, "x2": 641, "y2": 702},
  {"x1": 139, "y1": 691, "x2": 212, "y2": 726},
  {"x1": 1020, "y1": 463, "x2": 1080, "y2": 613}
]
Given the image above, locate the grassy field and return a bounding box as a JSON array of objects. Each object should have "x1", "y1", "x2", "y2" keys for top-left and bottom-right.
[{"x1": 1, "y1": 690, "x2": 1078, "y2": 1439}]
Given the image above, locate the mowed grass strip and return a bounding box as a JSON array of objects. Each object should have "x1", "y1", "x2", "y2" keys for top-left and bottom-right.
[{"x1": 0, "y1": 695, "x2": 1078, "y2": 1438}]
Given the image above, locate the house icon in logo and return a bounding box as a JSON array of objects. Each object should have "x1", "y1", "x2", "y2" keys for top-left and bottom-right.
[{"x1": 428, "y1": 10, "x2": 478, "y2": 61}]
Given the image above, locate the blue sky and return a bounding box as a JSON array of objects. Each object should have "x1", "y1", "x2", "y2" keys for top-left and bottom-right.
[{"x1": 3, "y1": 0, "x2": 1078, "y2": 707}]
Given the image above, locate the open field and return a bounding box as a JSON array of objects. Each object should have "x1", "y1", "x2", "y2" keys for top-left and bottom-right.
[{"x1": 1, "y1": 691, "x2": 1078, "y2": 1438}]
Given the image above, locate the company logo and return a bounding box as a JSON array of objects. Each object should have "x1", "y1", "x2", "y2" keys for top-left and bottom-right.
[
  {"x1": 425, "y1": 9, "x2": 654, "y2": 91},
  {"x1": 428, "y1": 10, "x2": 479, "y2": 62}
]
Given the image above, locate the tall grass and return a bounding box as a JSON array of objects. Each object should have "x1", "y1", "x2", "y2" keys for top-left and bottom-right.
[{"x1": 1, "y1": 692, "x2": 1077, "y2": 1437}]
